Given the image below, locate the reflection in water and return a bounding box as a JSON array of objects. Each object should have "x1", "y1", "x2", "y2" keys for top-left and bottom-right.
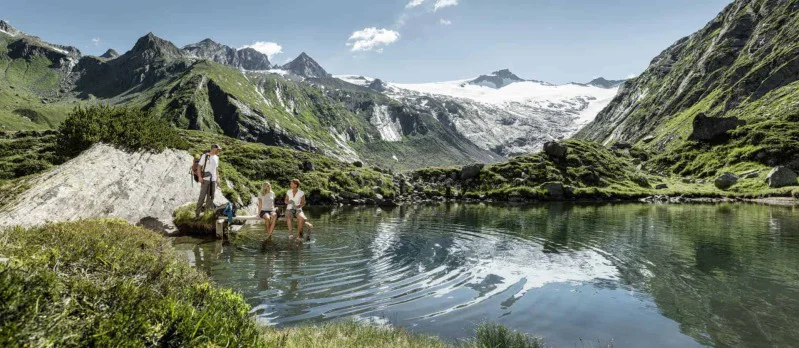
[{"x1": 171, "y1": 203, "x2": 799, "y2": 347}]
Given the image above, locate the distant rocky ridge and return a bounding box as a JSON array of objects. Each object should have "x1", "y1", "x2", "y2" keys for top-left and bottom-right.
[
  {"x1": 281, "y1": 52, "x2": 330, "y2": 78},
  {"x1": 183, "y1": 38, "x2": 271, "y2": 70},
  {"x1": 468, "y1": 69, "x2": 528, "y2": 88},
  {"x1": 100, "y1": 48, "x2": 118, "y2": 59},
  {"x1": 583, "y1": 77, "x2": 626, "y2": 89}
]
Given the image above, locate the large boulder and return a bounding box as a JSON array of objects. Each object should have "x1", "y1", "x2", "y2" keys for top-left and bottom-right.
[
  {"x1": 543, "y1": 141, "x2": 568, "y2": 159},
  {"x1": 766, "y1": 166, "x2": 797, "y2": 188},
  {"x1": 302, "y1": 160, "x2": 314, "y2": 172},
  {"x1": 714, "y1": 172, "x2": 739, "y2": 190},
  {"x1": 688, "y1": 113, "x2": 745, "y2": 142},
  {"x1": 541, "y1": 182, "x2": 565, "y2": 199},
  {"x1": 460, "y1": 163, "x2": 484, "y2": 180}
]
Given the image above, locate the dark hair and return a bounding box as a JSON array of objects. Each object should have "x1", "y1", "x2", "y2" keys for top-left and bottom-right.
[{"x1": 290, "y1": 179, "x2": 301, "y2": 187}]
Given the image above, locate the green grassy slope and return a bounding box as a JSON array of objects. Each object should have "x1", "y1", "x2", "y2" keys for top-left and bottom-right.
[
  {"x1": 0, "y1": 32, "x2": 84, "y2": 131},
  {"x1": 578, "y1": 0, "x2": 799, "y2": 178}
]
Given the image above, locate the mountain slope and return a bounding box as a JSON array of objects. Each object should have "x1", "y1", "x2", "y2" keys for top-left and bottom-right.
[
  {"x1": 0, "y1": 20, "x2": 615, "y2": 171},
  {"x1": 0, "y1": 21, "x2": 84, "y2": 130},
  {"x1": 577, "y1": 0, "x2": 799, "y2": 177},
  {"x1": 0, "y1": 23, "x2": 497, "y2": 170}
]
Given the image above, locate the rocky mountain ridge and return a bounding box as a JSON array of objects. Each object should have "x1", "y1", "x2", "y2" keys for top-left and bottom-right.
[
  {"x1": 0, "y1": 21, "x2": 499, "y2": 170},
  {"x1": 0, "y1": 18, "x2": 622, "y2": 171},
  {"x1": 577, "y1": 0, "x2": 799, "y2": 178}
]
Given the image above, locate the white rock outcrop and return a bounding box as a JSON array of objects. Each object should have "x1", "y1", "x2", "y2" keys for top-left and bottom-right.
[{"x1": 0, "y1": 144, "x2": 228, "y2": 231}]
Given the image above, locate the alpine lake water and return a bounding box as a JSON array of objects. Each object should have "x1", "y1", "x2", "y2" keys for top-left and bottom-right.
[{"x1": 171, "y1": 202, "x2": 799, "y2": 347}]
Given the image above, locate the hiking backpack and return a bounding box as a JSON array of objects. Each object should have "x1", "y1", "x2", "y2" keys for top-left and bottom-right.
[{"x1": 190, "y1": 152, "x2": 210, "y2": 183}]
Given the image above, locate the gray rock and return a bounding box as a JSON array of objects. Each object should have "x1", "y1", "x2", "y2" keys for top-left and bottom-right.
[
  {"x1": 0, "y1": 144, "x2": 228, "y2": 231},
  {"x1": 766, "y1": 166, "x2": 797, "y2": 188},
  {"x1": 543, "y1": 141, "x2": 568, "y2": 159},
  {"x1": 654, "y1": 183, "x2": 668, "y2": 190},
  {"x1": 688, "y1": 113, "x2": 745, "y2": 142},
  {"x1": 353, "y1": 160, "x2": 363, "y2": 168},
  {"x1": 541, "y1": 182, "x2": 565, "y2": 198},
  {"x1": 714, "y1": 172, "x2": 739, "y2": 190},
  {"x1": 302, "y1": 160, "x2": 314, "y2": 172},
  {"x1": 642, "y1": 135, "x2": 656, "y2": 143},
  {"x1": 460, "y1": 163, "x2": 484, "y2": 180}
]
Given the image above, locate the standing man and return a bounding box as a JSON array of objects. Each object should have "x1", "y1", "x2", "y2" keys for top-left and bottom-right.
[{"x1": 195, "y1": 144, "x2": 221, "y2": 218}]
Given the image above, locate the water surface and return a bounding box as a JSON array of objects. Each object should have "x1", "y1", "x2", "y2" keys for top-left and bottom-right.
[{"x1": 172, "y1": 203, "x2": 799, "y2": 347}]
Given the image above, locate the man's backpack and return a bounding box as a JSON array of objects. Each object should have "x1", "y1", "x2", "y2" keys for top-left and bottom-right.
[{"x1": 190, "y1": 152, "x2": 210, "y2": 183}]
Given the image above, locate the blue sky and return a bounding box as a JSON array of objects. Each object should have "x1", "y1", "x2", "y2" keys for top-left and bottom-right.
[{"x1": 3, "y1": 0, "x2": 731, "y2": 83}]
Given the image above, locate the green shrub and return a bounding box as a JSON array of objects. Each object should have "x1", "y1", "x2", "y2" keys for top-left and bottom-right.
[
  {"x1": 0, "y1": 219, "x2": 266, "y2": 347},
  {"x1": 57, "y1": 105, "x2": 187, "y2": 157},
  {"x1": 11, "y1": 159, "x2": 51, "y2": 177}
]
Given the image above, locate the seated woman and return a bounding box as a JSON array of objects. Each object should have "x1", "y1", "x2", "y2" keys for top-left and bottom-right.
[
  {"x1": 258, "y1": 182, "x2": 278, "y2": 240},
  {"x1": 284, "y1": 178, "x2": 307, "y2": 241}
]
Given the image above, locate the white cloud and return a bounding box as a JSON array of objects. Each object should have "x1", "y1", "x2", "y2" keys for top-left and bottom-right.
[
  {"x1": 91, "y1": 37, "x2": 100, "y2": 47},
  {"x1": 626, "y1": 73, "x2": 637, "y2": 79},
  {"x1": 439, "y1": 18, "x2": 452, "y2": 25},
  {"x1": 240, "y1": 41, "x2": 283, "y2": 60},
  {"x1": 434, "y1": 0, "x2": 458, "y2": 11},
  {"x1": 346, "y1": 27, "x2": 400, "y2": 52},
  {"x1": 406, "y1": 0, "x2": 425, "y2": 8}
]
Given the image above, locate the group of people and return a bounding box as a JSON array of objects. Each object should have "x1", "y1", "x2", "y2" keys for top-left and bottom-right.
[{"x1": 194, "y1": 144, "x2": 309, "y2": 241}]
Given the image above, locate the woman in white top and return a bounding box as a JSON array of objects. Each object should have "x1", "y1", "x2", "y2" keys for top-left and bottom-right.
[
  {"x1": 285, "y1": 178, "x2": 307, "y2": 240},
  {"x1": 258, "y1": 182, "x2": 277, "y2": 240}
]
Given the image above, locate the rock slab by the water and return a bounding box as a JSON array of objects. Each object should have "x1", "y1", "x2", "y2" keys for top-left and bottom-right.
[
  {"x1": 0, "y1": 144, "x2": 227, "y2": 231},
  {"x1": 766, "y1": 166, "x2": 797, "y2": 188}
]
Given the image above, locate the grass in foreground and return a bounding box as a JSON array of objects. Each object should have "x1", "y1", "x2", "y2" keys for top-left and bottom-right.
[
  {"x1": 0, "y1": 219, "x2": 266, "y2": 347},
  {"x1": 0, "y1": 219, "x2": 544, "y2": 347}
]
